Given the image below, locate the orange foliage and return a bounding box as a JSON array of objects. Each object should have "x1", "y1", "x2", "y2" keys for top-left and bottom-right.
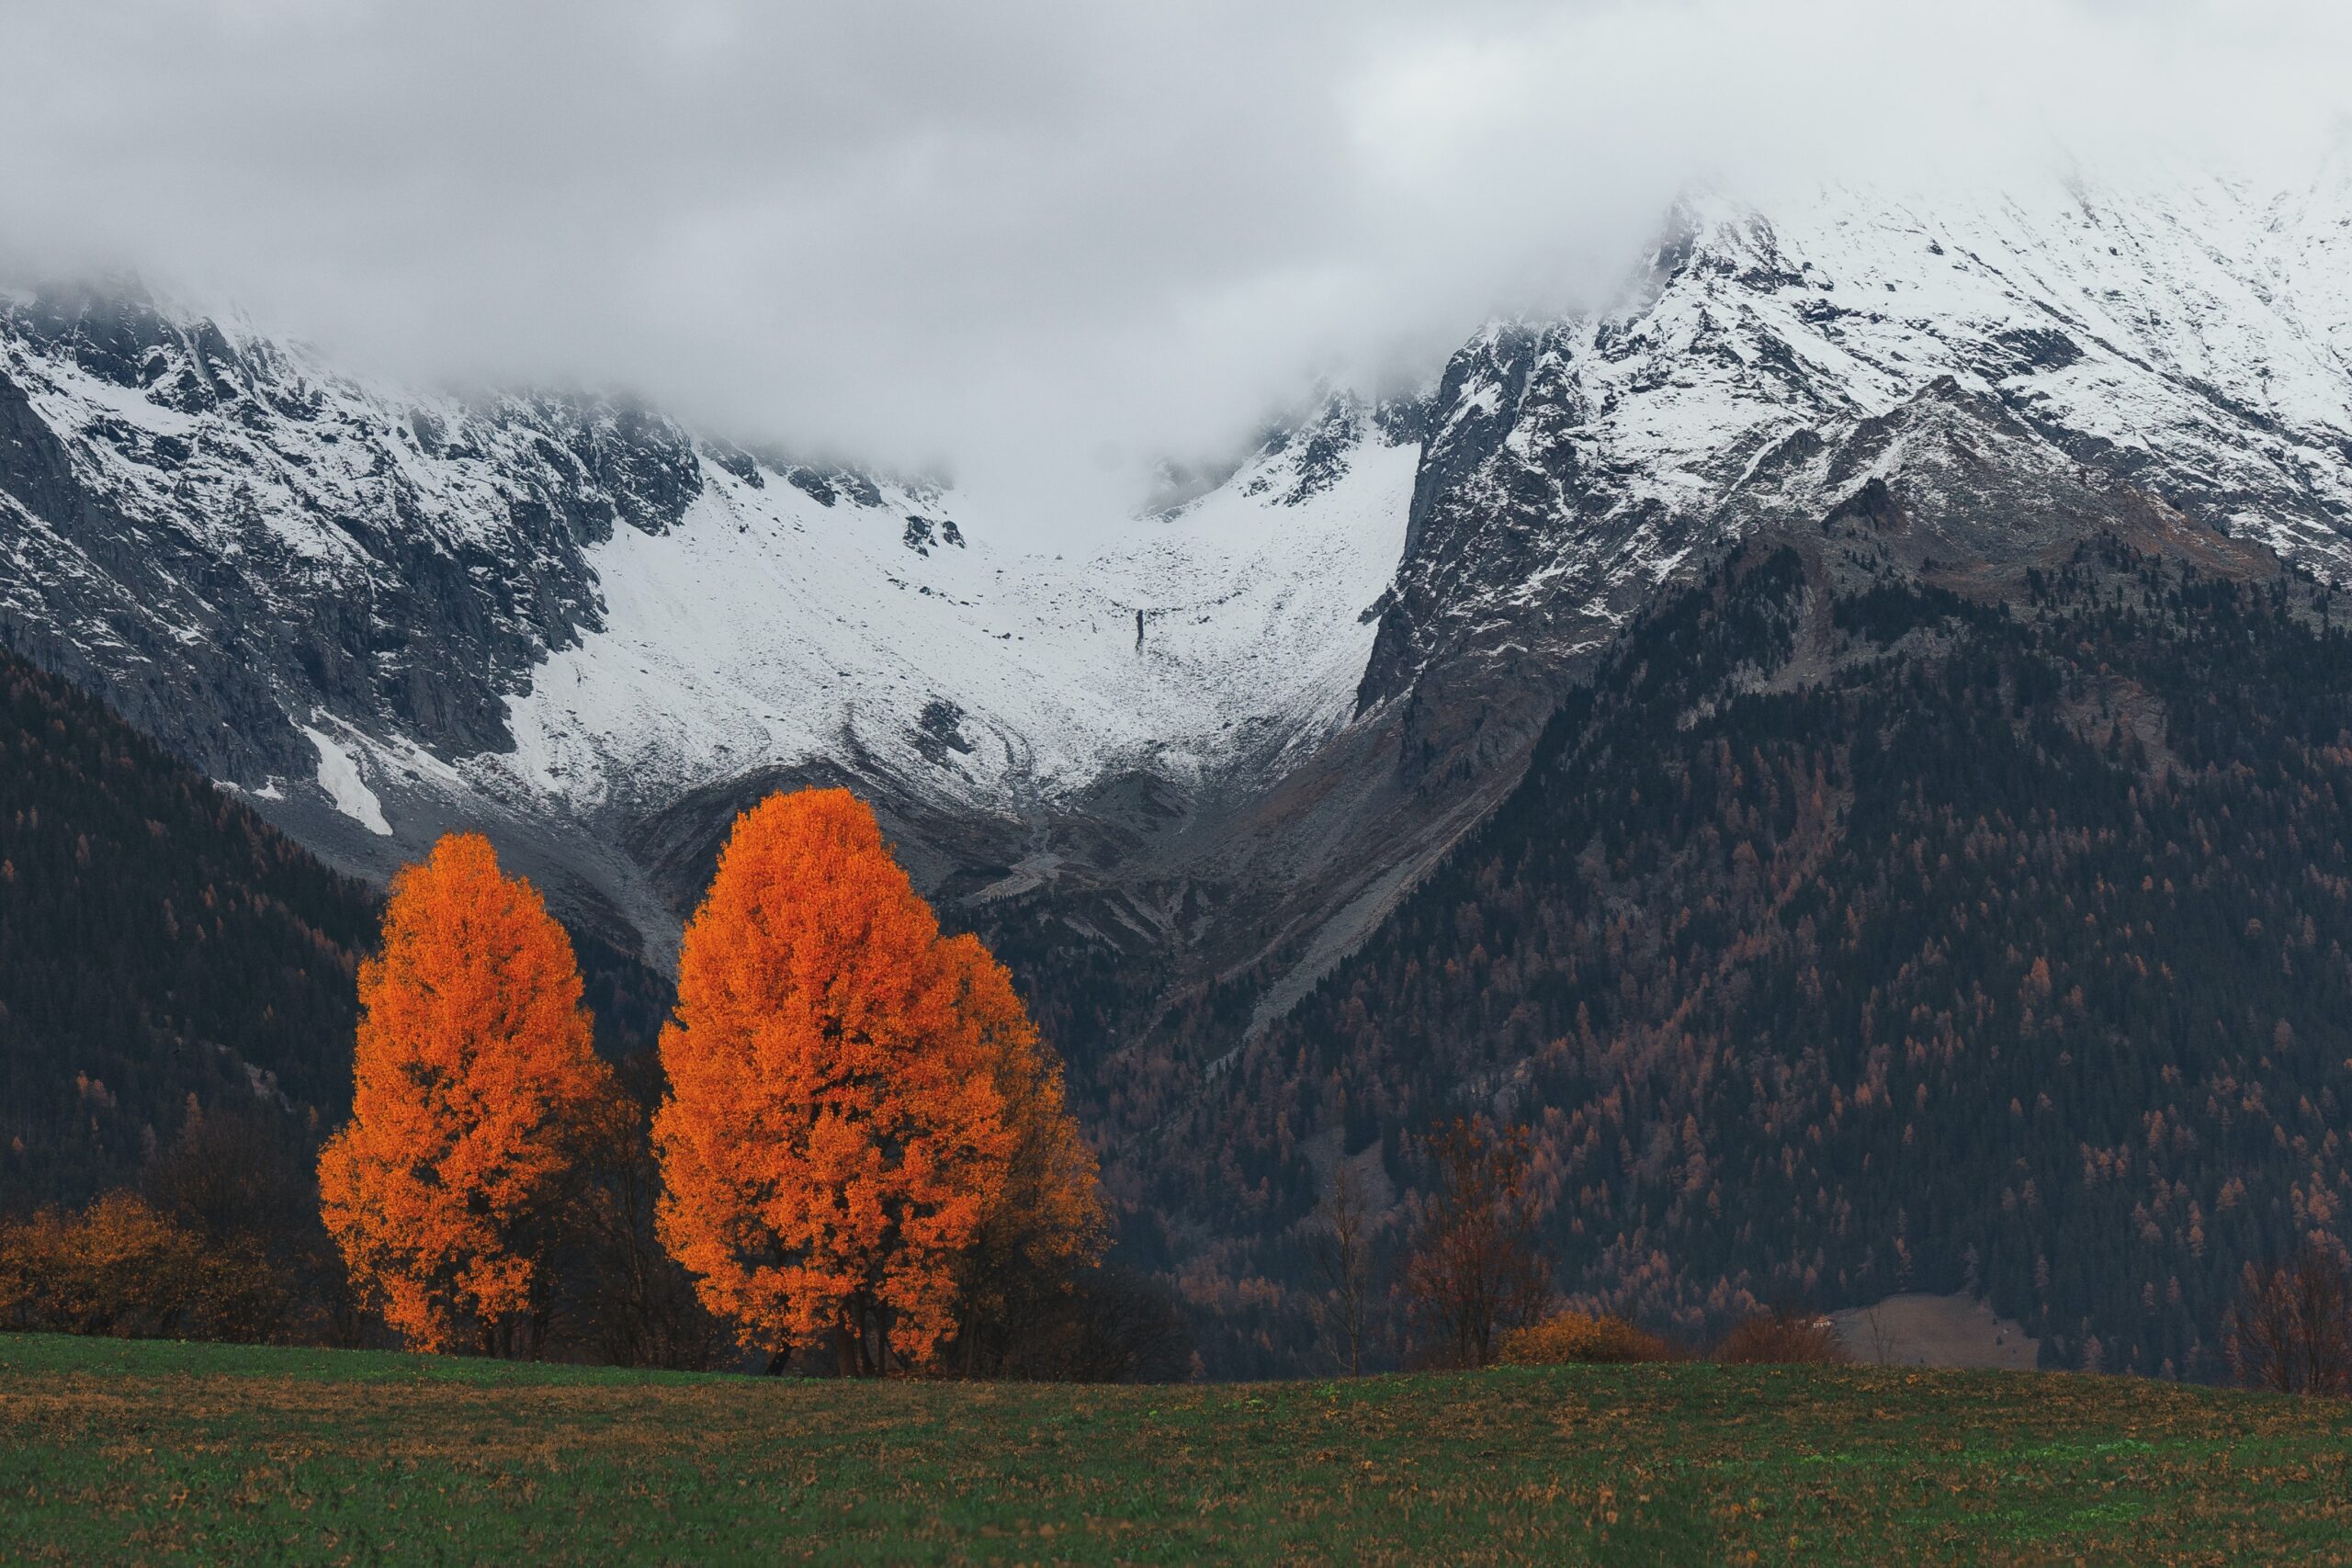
[
  {"x1": 0, "y1": 1191, "x2": 285, "y2": 1340},
  {"x1": 654, "y1": 788, "x2": 1055, "y2": 1372},
  {"x1": 1497, "y1": 1309, "x2": 1677, "y2": 1366},
  {"x1": 318, "y1": 832, "x2": 611, "y2": 1353}
]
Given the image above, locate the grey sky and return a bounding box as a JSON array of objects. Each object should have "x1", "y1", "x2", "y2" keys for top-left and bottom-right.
[{"x1": 4, "y1": 0, "x2": 2347, "y2": 526}]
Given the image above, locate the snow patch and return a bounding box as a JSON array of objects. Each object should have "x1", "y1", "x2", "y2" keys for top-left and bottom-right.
[
  {"x1": 492, "y1": 409, "x2": 1419, "y2": 815},
  {"x1": 302, "y1": 725, "x2": 391, "y2": 835}
]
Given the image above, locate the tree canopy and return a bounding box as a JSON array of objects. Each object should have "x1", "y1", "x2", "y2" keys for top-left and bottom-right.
[{"x1": 318, "y1": 832, "x2": 611, "y2": 1354}]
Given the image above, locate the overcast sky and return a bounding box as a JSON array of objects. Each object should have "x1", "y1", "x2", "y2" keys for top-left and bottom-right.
[{"x1": 4, "y1": 0, "x2": 2349, "y2": 525}]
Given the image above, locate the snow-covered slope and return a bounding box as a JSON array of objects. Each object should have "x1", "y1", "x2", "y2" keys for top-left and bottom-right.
[
  {"x1": 1677, "y1": 169, "x2": 2352, "y2": 556},
  {"x1": 0, "y1": 283, "x2": 700, "y2": 788},
  {"x1": 494, "y1": 406, "x2": 1417, "y2": 822}
]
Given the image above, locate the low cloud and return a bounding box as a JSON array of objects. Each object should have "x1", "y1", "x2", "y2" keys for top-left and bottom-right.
[{"x1": 4, "y1": 0, "x2": 2346, "y2": 531}]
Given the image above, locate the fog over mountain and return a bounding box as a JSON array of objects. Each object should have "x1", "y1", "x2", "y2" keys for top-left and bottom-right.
[{"x1": 6, "y1": 0, "x2": 2348, "y2": 536}]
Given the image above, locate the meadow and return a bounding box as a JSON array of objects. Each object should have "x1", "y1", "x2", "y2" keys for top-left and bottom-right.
[{"x1": 3, "y1": 1333, "x2": 2349, "y2": 1563}]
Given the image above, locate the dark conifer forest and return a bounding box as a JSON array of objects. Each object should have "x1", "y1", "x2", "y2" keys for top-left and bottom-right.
[
  {"x1": 1105, "y1": 530, "x2": 2352, "y2": 1378},
  {"x1": 0, "y1": 648, "x2": 664, "y2": 1208},
  {"x1": 0, "y1": 648, "x2": 377, "y2": 1209}
]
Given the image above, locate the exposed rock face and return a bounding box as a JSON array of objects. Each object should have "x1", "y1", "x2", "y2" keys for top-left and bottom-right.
[{"x1": 0, "y1": 285, "x2": 700, "y2": 785}]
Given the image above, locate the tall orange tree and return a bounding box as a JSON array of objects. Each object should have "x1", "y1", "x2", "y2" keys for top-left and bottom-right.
[
  {"x1": 318, "y1": 832, "x2": 611, "y2": 1355},
  {"x1": 655, "y1": 788, "x2": 1091, "y2": 1374}
]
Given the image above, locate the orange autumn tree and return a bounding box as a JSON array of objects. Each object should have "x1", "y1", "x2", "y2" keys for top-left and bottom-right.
[
  {"x1": 318, "y1": 832, "x2": 612, "y2": 1355},
  {"x1": 654, "y1": 787, "x2": 1101, "y2": 1374}
]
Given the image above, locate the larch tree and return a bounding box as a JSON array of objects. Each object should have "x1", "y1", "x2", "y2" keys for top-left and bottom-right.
[
  {"x1": 318, "y1": 832, "x2": 612, "y2": 1356},
  {"x1": 654, "y1": 787, "x2": 1087, "y2": 1375},
  {"x1": 2228, "y1": 1247, "x2": 2352, "y2": 1395},
  {"x1": 1401, "y1": 1118, "x2": 1554, "y2": 1369},
  {"x1": 1307, "y1": 1160, "x2": 1379, "y2": 1377}
]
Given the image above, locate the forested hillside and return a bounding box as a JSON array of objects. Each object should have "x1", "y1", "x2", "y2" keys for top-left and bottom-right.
[
  {"x1": 0, "y1": 636, "x2": 684, "y2": 1221},
  {"x1": 0, "y1": 643, "x2": 379, "y2": 1209},
  {"x1": 9, "y1": 516, "x2": 2351, "y2": 1383},
  {"x1": 1137, "y1": 527, "x2": 2352, "y2": 1379}
]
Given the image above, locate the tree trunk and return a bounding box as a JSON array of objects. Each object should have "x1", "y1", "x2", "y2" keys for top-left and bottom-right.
[{"x1": 834, "y1": 1323, "x2": 863, "y2": 1377}]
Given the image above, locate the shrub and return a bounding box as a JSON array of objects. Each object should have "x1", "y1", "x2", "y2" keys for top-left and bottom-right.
[
  {"x1": 0, "y1": 1190, "x2": 288, "y2": 1341},
  {"x1": 1497, "y1": 1309, "x2": 1676, "y2": 1366},
  {"x1": 1714, "y1": 1305, "x2": 1849, "y2": 1364}
]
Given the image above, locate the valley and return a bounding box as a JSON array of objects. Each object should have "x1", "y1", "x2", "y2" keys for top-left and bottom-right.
[{"x1": 6, "y1": 160, "x2": 2352, "y2": 1378}]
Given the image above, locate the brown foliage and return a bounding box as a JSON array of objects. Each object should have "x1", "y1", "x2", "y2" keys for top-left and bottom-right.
[
  {"x1": 0, "y1": 1191, "x2": 286, "y2": 1340},
  {"x1": 1714, "y1": 1304, "x2": 1849, "y2": 1365},
  {"x1": 2227, "y1": 1247, "x2": 2352, "y2": 1396},
  {"x1": 655, "y1": 789, "x2": 1099, "y2": 1374},
  {"x1": 1111, "y1": 558, "x2": 2352, "y2": 1381},
  {"x1": 1401, "y1": 1119, "x2": 1553, "y2": 1369},
  {"x1": 145, "y1": 1099, "x2": 312, "y2": 1250},
  {"x1": 317, "y1": 832, "x2": 613, "y2": 1355},
  {"x1": 1498, "y1": 1309, "x2": 1677, "y2": 1365}
]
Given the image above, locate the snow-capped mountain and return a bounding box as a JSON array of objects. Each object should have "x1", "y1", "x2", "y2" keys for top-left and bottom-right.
[
  {"x1": 1363, "y1": 164, "x2": 2352, "y2": 777},
  {"x1": 6, "y1": 159, "x2": 2351, "y2": 986},
  {"x1": 0, "y1": 282, "x2": 1419, "y2": 948}
]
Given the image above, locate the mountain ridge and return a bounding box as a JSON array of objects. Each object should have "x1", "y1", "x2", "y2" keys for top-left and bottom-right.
[
  {"x1": 8, "y1": 163, "x2": 2352, "y2": 1375},
  {"x1": 5, "y1": 161, "x2": 2350, "y2": 1060}
]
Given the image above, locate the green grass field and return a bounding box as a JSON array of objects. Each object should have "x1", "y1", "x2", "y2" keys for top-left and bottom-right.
[{"x1": 3, "y1": 1334, "x2": 2349, "y2": 1563}]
